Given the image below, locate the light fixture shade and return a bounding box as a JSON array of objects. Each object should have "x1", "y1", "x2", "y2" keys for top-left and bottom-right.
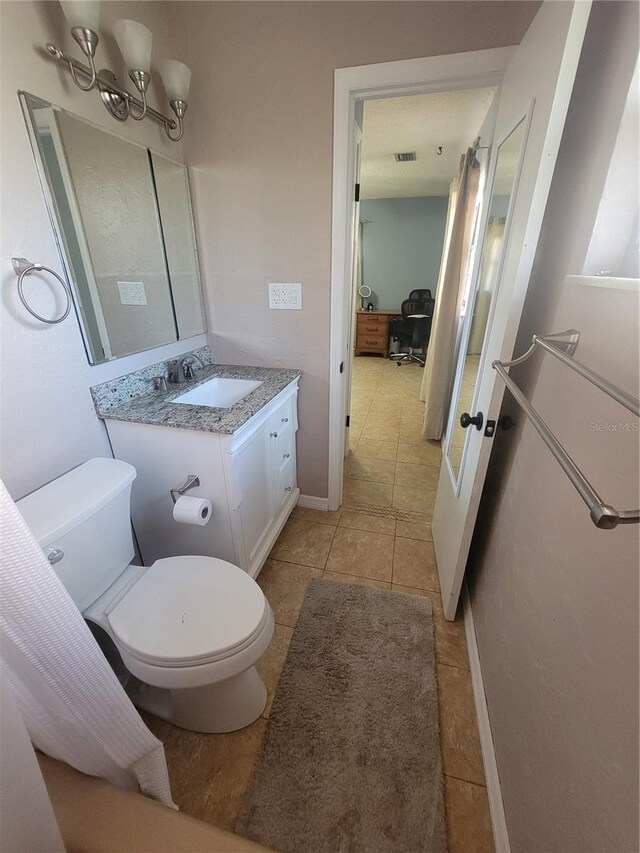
[
  {"x1": 159, "y1": 59, "x2": 192, "y2": 102},
  {"x1": 113, "y1": 19, "x2": 152, "y2": 72},
  {"x1": 60, "y1": 0, "x2": 100, "y2": 31}
]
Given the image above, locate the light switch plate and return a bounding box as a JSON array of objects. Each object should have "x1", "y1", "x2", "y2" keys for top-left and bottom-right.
[
  {"x1": 118, "y1": 281, "x2": 147, "y2": 306},
  {"x1": 268, "y1": 282, "x2": 302, "y2": 310}
]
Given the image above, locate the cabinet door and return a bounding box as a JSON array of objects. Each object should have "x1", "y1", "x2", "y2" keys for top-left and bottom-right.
[{"x1": 233, "y1": 426, "x2": 277, "y2": 569}]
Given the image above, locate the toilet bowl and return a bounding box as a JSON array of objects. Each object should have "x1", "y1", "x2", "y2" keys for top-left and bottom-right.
[{"x1": 17, "y1": 457, "x2": 274, "y2": 734}]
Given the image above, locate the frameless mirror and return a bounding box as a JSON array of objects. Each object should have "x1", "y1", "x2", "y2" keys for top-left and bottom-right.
[
  {"x1": 20, "y1": 92, "x2": 205, "y2": 364},
  {"x1": 446, "y1": 116, "x2": 527, "y2": 481}
]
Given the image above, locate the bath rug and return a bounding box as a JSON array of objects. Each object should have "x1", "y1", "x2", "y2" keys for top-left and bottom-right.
[{"x1": 236, "y1": 578, "x2": 446, "y2": 853}]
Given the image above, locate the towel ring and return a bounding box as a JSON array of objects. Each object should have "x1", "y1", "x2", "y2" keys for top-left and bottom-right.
[{"x1": 12, "y1": 257, "x2": 71, "y2": 325}]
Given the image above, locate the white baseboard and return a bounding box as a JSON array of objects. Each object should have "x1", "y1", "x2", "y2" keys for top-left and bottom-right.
[
  {"x1": 297, "y1": 494, "x2": 330, "y2": 511},
  {"x1": 463, "y1": 587, "x2": 511, "y2": 853}
]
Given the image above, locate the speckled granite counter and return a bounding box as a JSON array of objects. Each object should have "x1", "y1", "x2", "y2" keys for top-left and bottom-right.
[{"x1": 91, "y1": 348, "x2": 301, "y2": 435}]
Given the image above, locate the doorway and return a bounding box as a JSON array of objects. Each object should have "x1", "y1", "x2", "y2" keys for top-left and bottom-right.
[
  {"x1": 344, "y1": 88, "x2": 497, "y2": 515},
  {"x1": 328, "y1": 49, "x2": 512, "y2": 512}
]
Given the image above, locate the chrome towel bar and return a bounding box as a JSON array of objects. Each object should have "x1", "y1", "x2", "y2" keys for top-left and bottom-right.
[{"x1": 493, "y1": 330, "x2": 639, "y2": 529}]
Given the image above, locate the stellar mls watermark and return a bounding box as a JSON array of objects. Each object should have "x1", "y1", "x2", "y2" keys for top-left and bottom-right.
[{"x1": 589, "y1": 421, "x2": 639, "y2": 432}]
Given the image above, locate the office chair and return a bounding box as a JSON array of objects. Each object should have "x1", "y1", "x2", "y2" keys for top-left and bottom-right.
[
  {"x1": 408, "y1": 289, "x2": 432, "y2": 302},
  {"x1": 389, "y1": 297, "x2": 434, "y2": 366}
]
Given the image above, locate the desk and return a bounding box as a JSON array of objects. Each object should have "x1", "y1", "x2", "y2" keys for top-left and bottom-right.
[{"x1": 355, "y1": 309, "x2": 401, "y2": 358}]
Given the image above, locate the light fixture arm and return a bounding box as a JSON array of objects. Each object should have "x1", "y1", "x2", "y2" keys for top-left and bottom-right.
[
  {"x1": 67, "y1": 26, "x2": 98, "y2": 90},
  {"x1": 44, "y1": 42, "x2": 179, "y2": 137},
  {"x1": 126, "y1": 70, "x2": 150, "y2": 121},
  {"x1": 165, "y1": 99, "x2": 187, "y2": 142}
]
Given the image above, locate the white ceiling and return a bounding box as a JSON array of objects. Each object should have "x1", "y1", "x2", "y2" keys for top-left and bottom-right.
[{"x1": 360, "y1": 88, "x2": 497, "y2": 199}]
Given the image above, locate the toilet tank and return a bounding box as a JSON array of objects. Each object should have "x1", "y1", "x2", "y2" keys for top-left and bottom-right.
[{"x1": 17, "y1": 458, "x2": 137, "y2": 612}]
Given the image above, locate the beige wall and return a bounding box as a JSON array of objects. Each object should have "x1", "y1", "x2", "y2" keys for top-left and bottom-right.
[
  {"x1": 469, "y1": 3, "x2": 639, "y2": 850},
  {"x1": 170, "y1": 1, "x2": 540, "y2": 497},
  {"x1": 0, "y1": 1, "x2": 206, "y2": 500}
]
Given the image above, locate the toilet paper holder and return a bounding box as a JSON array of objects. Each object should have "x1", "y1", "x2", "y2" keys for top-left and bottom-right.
[{"x1": 171, "y1": 474, "x2": 200, "y2": 504}]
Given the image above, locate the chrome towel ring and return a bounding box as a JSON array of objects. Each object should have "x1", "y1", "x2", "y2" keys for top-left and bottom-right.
[{"x1": 11, "y1": 257, "x2": 71, "y2": 325}]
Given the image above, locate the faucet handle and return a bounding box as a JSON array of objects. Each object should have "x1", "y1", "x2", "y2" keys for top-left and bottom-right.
[{"x1": 153, "y1": 375, "x2": 168, "y2": 392}]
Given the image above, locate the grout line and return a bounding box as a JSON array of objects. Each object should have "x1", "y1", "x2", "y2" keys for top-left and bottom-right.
[{"x1": 437, "y1": 661, "x2": 473, "y2": 673}]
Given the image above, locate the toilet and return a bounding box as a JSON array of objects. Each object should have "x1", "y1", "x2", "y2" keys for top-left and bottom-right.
[{"x1": 16, "y1": 457, "x2": 274, "y2": 734}]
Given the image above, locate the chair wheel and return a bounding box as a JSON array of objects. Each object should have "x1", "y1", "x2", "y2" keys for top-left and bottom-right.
[{"x1": 396, "y1": 362, "x2": 401, "y2": 367}]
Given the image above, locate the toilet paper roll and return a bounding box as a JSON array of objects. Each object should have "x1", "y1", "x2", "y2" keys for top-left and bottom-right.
[{"x1": 172, "y1": 495, "x2": 212, "y2": 526}]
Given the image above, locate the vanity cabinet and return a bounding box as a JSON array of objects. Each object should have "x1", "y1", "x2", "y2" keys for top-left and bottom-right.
[{"x1": 104, "y1": 380, "x2": 299, "y2": 578}]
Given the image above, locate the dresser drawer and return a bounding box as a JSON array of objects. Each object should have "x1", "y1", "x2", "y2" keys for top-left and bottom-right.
[
  {"x1": 356, "y1": 332, "x2": 387, "y2": 351},
  {"x1": 357, "y1": 319, "x2": 387, "y2": 334}
]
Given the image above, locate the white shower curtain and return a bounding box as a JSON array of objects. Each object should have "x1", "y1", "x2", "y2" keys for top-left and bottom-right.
[{"x1": 0, "y1": 479, "x2": 175, "y2": 807}]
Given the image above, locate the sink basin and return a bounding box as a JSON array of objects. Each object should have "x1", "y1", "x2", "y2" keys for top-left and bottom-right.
[{"x1": 172, "y1": 377, "x2": 263, "y2": 409}]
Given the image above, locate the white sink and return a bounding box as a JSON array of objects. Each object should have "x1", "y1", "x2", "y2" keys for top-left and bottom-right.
[{"x1": 172, "y1": 377, "x2": 263, "y2": 409}]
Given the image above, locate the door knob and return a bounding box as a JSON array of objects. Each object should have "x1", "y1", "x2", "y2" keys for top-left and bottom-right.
[{"x1": 460, "y1": 411, "x2": 484, "y2": 431}]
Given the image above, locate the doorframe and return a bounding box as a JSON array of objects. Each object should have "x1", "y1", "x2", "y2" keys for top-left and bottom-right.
[{"x1": 328, "y1": 49, "x2": 515, "y2": 510}]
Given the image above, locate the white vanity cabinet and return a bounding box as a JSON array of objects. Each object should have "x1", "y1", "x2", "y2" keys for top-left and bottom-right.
[{"x1": 104, "y1": 379, "x2": 299, "y2": 578}]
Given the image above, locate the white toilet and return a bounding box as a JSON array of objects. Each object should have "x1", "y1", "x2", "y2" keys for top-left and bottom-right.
[{"x1": 16, "y1": 457, "x2": 274, "y2": 734}]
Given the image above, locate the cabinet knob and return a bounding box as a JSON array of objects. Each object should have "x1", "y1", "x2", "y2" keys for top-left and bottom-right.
[
  {"x1": 281, "y1": 417, "x2": 289, "y2": 423},
  {"x1": 270, "y1": 431, "x2": 278, "y2": 438},
  {"x1": 283, "y1": 452, "x2": 290, "y2": 459},
  {"x1": 284, "y1": 486, "x2": 292, "y2": 492}
]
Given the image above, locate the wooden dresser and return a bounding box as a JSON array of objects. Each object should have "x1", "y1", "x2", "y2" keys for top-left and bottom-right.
[{"x1": 355, "y1": 309, "x2": 400, "y2": 357}]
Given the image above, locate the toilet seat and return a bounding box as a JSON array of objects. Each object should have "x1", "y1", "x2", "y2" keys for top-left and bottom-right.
[{"x1": 107, "y1": 555, "x2": 268, "y2": 668}]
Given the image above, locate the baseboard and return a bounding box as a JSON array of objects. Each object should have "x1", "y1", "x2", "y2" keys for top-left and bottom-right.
[
  {"x1": 297, "y1": 494, "x2": 330, "y2": 511},
  {"x1": 463, "y1": 587, "x2": 511, "y2": 853}
]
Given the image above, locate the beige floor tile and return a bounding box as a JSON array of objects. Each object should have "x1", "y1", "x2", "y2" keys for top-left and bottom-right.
[
  {"x1": 339, "y1": 510, "x2": 396, "y2": 536},
  {"x1": 395, "y1": 520, "x2": 433, "y2": 541},
  {"x1": 445, "y1": 777, "x2": 494, "y2": 853},
  {"x1": 325, "y1": 526, "x2": 394, "y2": 582},
  {"x1": 290, "y1": 506, "x2": 341, "y2": 525},
  {"x1": 361, "y1": 421, "x2": 400, "y2": 442},
  {"x1": 269, "y1": 518, "x2": 336, "y2": 568},
  {"x1": 256, "y1": 623, "x2": 294, "y2": 718},
  {"x1": 437, "y1": 664, "x2": 486, "y2": 786},
  {"x1": 354, "y1": 439, "x2": 398, "y2": 462},
  {"x1": 397, "y1": 441, "x2": 442, "y2": 467},
  {"x1": 348, "y1": 457, "x2": 396, "y2": 484},
  {"x1": 144, "y1": 714, "x2": 267, "y2": 831},
  {"x1": 323, "y1": 571, "x2": 391, "y2": 590},
  {"x1": 392, "y1": 585, "x2": 469, "y2": 669},
  {"x1": 343, "y1": 478, "x2": 393, "y2": 507},
  {"x1": 399, "y1": 423, "x2": 430, "y2": 445},
  {"x1": 395, "y1": 462, "x2": 440, "y2": 490},
  {"x1": 392, "y1": 484, "x2": 435, "y2": 512},
  {"x1": 257, "y1": 559, "x2": 322, "y2": 628},
  {"x1": 392, "y1": 536, "x2": 439, "y2": 590},
  {"x1": 364, "y1": 410, "x2": 402, "y2": 428}
]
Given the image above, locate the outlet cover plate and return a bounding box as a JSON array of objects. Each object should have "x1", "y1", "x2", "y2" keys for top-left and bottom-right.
[
  {"x1": 118, "y1": 281, "x2": 147, "y2": 306},
  {"x1": 268, "y1": 282, "x2": 302, "y2": 310}
]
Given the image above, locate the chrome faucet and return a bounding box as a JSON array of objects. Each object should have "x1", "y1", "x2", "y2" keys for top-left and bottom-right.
[{"x1": 167, "y1": 352, "x2": 204, "y2": 384}]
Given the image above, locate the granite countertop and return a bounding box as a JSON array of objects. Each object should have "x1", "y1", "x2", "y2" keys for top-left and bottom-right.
[{"x1": 91, "y1": 360, "x2": 301, "y2": 435}]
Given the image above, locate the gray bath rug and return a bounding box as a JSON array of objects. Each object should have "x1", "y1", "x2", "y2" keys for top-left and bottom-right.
[{"x1": 235, "y1": 578, "x2": 446, "y2": 853}]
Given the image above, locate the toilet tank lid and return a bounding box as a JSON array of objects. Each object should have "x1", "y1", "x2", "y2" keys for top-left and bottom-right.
[{"x1": 16, "y1": 458, "x2": 136, "y2": 549}]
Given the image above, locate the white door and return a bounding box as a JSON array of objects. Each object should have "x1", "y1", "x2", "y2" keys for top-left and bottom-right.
[{"x1": 433, "y1": 0, "x2": 592, "y2": 620}]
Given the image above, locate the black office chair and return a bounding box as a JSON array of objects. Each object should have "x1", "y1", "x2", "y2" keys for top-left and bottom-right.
[
  {"x1": 389, "y1": 297, "x2": 434, "y2": 366},
  {"x1": 408, "y1": 289, "x2": 432, "y2": 302}
]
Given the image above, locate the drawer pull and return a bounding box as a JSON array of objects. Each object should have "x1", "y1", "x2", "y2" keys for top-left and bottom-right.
[
  {"x1": 270, "y1": 431, "x2": 278, "y2": 438},
  {"x1": 281, "y1": 417, "x2": 289, "y2": 423},
  {"x1": 284, "y1": 486, "x2": 292, "y2": 492},
  {"x1": 283, "y1": 452, "x2": 291, "y2": 459}
]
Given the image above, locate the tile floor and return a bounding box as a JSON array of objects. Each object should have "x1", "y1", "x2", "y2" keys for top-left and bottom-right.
[{"x1": 144, "y1": 356, "x2": 494, "y2": 852}]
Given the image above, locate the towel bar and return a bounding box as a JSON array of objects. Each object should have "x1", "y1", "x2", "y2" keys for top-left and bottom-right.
[{"x1": 493, "y1": 330, "x2": 639, "y2": 529}]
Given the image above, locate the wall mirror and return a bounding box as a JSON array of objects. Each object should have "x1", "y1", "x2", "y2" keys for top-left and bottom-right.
[
  {"x1": 20, "y1": 92, "x2": 206, "y2": 364},
  {"x1": 445, "y1": 114, "x2": 528, "y2": 483}
]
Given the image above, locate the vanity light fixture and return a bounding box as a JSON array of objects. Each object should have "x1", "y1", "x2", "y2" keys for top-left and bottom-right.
[{"x1": 45, "y1": 0, "x2": 191, "y2": 141}]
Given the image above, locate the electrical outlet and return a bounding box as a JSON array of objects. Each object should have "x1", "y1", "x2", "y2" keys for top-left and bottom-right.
[
  {"x1": 118, "y1": 281, "x2": 147, "y2": 306},
  {"x1": 268, "y1": 282, "x2": 302, "y2": 310}
]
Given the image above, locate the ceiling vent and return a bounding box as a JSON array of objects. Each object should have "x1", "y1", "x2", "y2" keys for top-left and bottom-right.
[{"x1": 394, "y1": 152, "x2": 417, "y2": 162}]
